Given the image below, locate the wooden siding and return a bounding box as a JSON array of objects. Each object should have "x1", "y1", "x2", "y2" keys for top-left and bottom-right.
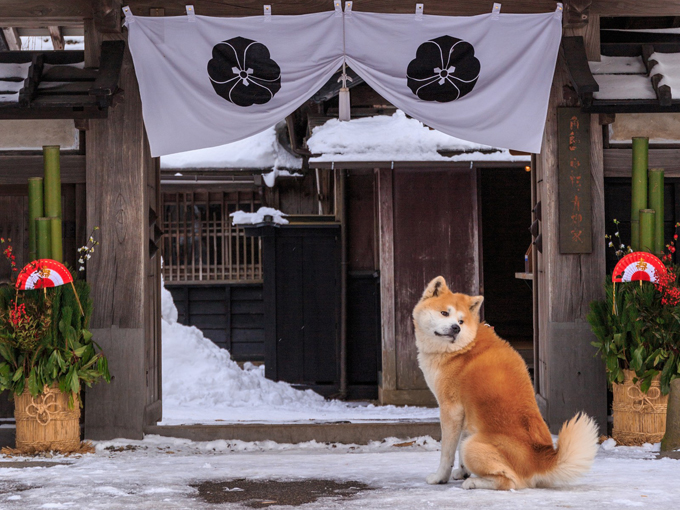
[
  {"x1": 161, "y1": 190, "x2": 263, "y2": 283},
  {"x1": 169, "y1": 283, "x2": 265, "y2": 362}
]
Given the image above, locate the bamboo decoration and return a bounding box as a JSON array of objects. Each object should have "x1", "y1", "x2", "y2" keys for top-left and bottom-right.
[
  {"x1": 648, "y1": 168, "x2": 665, "y2": 256},
  {"x1": 36, "y1": 218, "x2": 52, "y2": 260},
  {"x1": 27, "y1": 177, "x2": 44, "y2": 261},
  {"x1": 43, "y1": 145, "x2": 63, "y2": 263},
  {"x1": 49, "y1": 218, "x2": 63, "y2": 263},
  {"x1": 631, "y1": 137, "x2": 649, "y2": 251},
  {"x1": 639, "y1": 209, "x2": 656, "y2": 253},
  {"x1": 43, "y1": 146, "x2": 62, "y2": 219}
]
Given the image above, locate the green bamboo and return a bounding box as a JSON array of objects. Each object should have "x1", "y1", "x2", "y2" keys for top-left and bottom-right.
[
  {"x1": 49, "y1": 217, "x2": 63, "y2": 263},
  {"x1": 43, "y1": 145, "x2": 62, "y2": 219},
  {"x1": 36, "y1": 218, "x2": 52, "y2": 260},
  {"x1": 648, "y1": 168, "x2": 665, "y2": 255},
  {"x1": 631, "y1": 137, "x2": 649, "y2": 251},
  {"x1": 639, "y1": 209, "x2": 656, "y2": 253},
  {"x1": 27, "y1": 177, "x2": 44, "y2": 261}
]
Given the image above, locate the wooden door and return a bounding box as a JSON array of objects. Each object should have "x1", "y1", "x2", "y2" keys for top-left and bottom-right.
[{"x1": 383, "y1": 167, "x2": 480, "y2": 402}]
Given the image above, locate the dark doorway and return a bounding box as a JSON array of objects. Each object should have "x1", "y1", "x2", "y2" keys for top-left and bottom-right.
[{"x1": 480, "y1": 167, "x2": 534, "y2": 370}]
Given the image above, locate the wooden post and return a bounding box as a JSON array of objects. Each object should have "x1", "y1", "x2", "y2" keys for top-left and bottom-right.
[
  {"x1": 534, "y1": 16, "x2": 607, "y2": 434},
  {"x1": 376, "y1": 168, "x2": 397, "y2": 401},
  {"x1": 83, "y1": 28, "x2": 161, "y2": 440}
]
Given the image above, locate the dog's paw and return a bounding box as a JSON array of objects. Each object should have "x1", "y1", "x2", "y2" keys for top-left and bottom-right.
[
  {"x1": 461, "y1": 478, "x2": 477, "y2": 490},
  {"x1": 426, "y1": 473, "x2": 449, "y2": 485},
  {"x1": 451, "y1": 467, "x2": 471, "y2": 480}
]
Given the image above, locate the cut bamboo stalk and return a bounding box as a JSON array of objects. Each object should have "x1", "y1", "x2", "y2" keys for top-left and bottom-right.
[
  {"x1": 631, "y1": 137, "x2": 649, "y2": 251},
  {"x1": 36, "y1": 218, "x2": 52, "y2": 260},
  {"x1": 648, "y1": 168, "x2": 665, "y2": 255},
  {"x1": 43, "y1": 145, "x2": 62, "y2": 219},
  {"x1": 639, "y1": 209, "x2": 656, "y2": 253},
  {"x1": 49, "y1": 217, "x2": 63, "y2": 263},
  {"x1": 27, "y1": 177, "x2": 44, "y2": 261}
]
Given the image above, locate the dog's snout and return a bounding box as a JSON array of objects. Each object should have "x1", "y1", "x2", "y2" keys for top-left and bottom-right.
[{"x1": 448, "y1": 323, "x2": 461, "y2": 336}]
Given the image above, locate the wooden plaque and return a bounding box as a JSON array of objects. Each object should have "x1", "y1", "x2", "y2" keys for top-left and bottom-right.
[{"x1": 558, "y1": 108, "x2": 592, "y2": 254}]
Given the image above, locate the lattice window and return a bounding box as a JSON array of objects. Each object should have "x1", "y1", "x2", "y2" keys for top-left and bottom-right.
[{"x1": 161, "y1": 190, "x2": 263, "y2": 283}]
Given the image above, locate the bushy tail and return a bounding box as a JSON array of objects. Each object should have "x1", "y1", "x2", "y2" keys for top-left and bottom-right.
[{"x1": 535, "y1": 413, "x2": 599, "y2": 487}]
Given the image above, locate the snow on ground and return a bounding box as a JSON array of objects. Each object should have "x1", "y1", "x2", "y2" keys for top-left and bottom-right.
[
  {"x1": 160, "y1": 278, "x2": 438, "y2": 425},
  {"x1": 0, "y1": 435, "x2": 678, "y2": 509},
  {"x1": 307, "y1": 111, "x2": 531, "y2": 163}
]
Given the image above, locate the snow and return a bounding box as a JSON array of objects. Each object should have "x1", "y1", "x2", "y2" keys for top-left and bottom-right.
[
  {"x1": 0, "y1": 435, "x2": 678, "y2": 509},
  {"x1": 160, "y1": 126, "x2": 302, "y2": 170},
  {"x1": 593, "y1": 75, "x2": 657, "y2": 100},
  {"x1": 230, "y1": 207, "x2": 289, "y2": 226},
  {"x1": 589, "y1": 56, "x2": 646, "y2": 75},
  {"x1": 307, "y1": 111, "x2": 530, "y2": 162},
  {"x1": 650, "y1": 52, "x2": 680, "y2": 99},
  {"x1": 160, "y1": 277, "x2": 439, "y2": 425}
]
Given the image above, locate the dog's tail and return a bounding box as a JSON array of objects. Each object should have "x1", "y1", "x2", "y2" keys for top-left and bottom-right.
[{"x1": 534, "y1": 413, "x2": 599, "y2": 487}]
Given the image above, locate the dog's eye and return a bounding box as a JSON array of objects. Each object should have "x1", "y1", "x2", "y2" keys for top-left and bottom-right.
[
  {"x1": 458, "y1": 319, "x2": 464, "y2": 325},
  {"x1": 440, "y1": 311, "x2": 449, "y2": 317}
]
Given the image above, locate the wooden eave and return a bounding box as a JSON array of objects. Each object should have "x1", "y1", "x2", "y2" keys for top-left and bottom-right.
[
  {"x1": 563, "y1": 35, "x2": 680, "y2": 114},
  {"x1": 0, "y1": 40, "x2": 124, "y2": 119}
]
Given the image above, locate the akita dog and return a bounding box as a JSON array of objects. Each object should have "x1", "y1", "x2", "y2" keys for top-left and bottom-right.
[{"x1": 413, "y1": 276, "x2": 599, "y2": 490}]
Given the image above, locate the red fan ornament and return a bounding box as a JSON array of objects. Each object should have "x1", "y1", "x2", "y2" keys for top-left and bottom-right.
[
  {"x1": 15, "y1": 259, "x2": 83, "y2": 315},
  {"x1": 612, "y1": 252, "x2": 666, "y2": 283},
  {"x1": 611, "y1": 252, "x2": 667, "y2": 314}
]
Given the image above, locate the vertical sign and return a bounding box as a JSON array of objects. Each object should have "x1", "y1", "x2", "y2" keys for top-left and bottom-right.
[{"x1": 558, "y1": 107, "x2": 592, "y2": 254}]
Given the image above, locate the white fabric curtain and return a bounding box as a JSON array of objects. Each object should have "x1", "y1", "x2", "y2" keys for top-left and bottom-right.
[
  {"x1": 344, "y1": 10, "x2": 562, "y2": 154},
  {"x1": 125, "y1": 7, "x2": 561, "y2": 157},
  {"x1": 126, "y1": 11, "x2": 344, "y2": 156}
]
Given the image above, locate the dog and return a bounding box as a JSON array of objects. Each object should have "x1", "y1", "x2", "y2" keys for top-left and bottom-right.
[{"x1": 413, "y1": 276, "x2": 599, "y2": 490}]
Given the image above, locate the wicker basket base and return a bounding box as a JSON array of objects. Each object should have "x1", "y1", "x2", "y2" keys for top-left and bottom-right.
[
  {"x1": 612, "y1": 370, "x2": 668, "y2": 446},
  {"x1": 14, "y1": 384, "x2": 81, "y2": 454}
]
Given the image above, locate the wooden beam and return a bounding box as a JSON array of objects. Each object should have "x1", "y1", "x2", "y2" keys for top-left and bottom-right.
[
  {"x1": 0, "y1": 0, "x2": 678, "y2": 23},
  {"x1": 0, "y1": 29, "x2": 9, "y2": 52},
  {"x1": 48, "y1": 26, "x2": 64, "y2": 50},
  {"x1": 593, "y1": 0, "x2": 680, "y2": 16},
  {"x1": 92, "y1": 0, "x2": 123, "y2": 33},
  {"x1": 561, "y1": 36, "x2": 599, "y2": 107},
  {"x1": 604, "y1": 148, "x2": 680, "y2": 178},
  {"x1": 0, "y1": 155, "x2": 85, "y2": 184},
  {"x1": 1, "y1": 28, "x2": 21, "y2": 51}
]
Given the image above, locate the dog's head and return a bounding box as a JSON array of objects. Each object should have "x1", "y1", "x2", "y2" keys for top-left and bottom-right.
[{"x1": 412, "y1": 276, "x2": 484, "y2": 354}]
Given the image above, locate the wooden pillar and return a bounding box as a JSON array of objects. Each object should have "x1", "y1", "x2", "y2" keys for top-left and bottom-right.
[
  {"x1": 534, "y1": 17, "x2": 607, "y2": 434},
  {"x1": 376, "y1": 168, "x2": 397, "y2": 402},
  {"x1": 83, "y1": 25, "x2": 161, "y2": 439}
]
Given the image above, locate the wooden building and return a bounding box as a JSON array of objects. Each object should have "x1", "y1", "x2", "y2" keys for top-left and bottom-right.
[{"x1": 3, "y1": 1, "x2": 680, "y2": 439}]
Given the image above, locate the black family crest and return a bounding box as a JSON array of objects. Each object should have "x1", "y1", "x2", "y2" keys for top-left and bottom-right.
[
  {"x1": 406, "y1": 36, "x2": 481, "y2": 102},
  {"x1": 208, "y1": 36, "x2": 281, "y2": 107}
]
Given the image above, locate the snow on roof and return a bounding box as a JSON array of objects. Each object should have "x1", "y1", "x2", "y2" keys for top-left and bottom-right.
[
  {"x1": 593, "y1": 74, "x2": 657, "y2": 100},
  {"x1": 160, "y1": 126, "x2": 302, "y2": 170},
  {"x1": 589, "y1": 55, "x2": 645, "y2": 75},
  {"x1": 0, "y1": 62, "x2": 30, "y2": 103},
  {"x1": 651, "y1": 52, "x2": 680, "y2": 99},
  {"x1": 307, "y1": 110, "x2": 530, "y2": 163}
]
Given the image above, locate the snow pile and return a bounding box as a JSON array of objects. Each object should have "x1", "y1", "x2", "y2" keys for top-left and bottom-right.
[
  {"x1": 593, "y1": 74, "x2": 657, "y2": 100},
  {"x1": 651, "y1": 52, "x2": 680, "y2": 99},
  {"x1": 589, "y1": 55, "x2": 645, "y2": 75},
  {"x1": 230, "y1": 207, "x2": 289, "y2": 226},
  {"x1": 160, "y1": 278, "x2": 439, "y2": 424},
  {"x1": 161, "y1": 125, "x2": 302, "y2": 170},
  {"x1": 307, "y1": 110, "x2": 530, "y2": 163}
]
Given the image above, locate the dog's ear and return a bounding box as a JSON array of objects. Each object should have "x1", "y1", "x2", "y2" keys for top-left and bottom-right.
[
  {"x1": 422, "y1": 276, "x2": 448, "y2": 299},
  {"x1": 469, "y1": 295, "x2": 484, "y2": 316}
]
